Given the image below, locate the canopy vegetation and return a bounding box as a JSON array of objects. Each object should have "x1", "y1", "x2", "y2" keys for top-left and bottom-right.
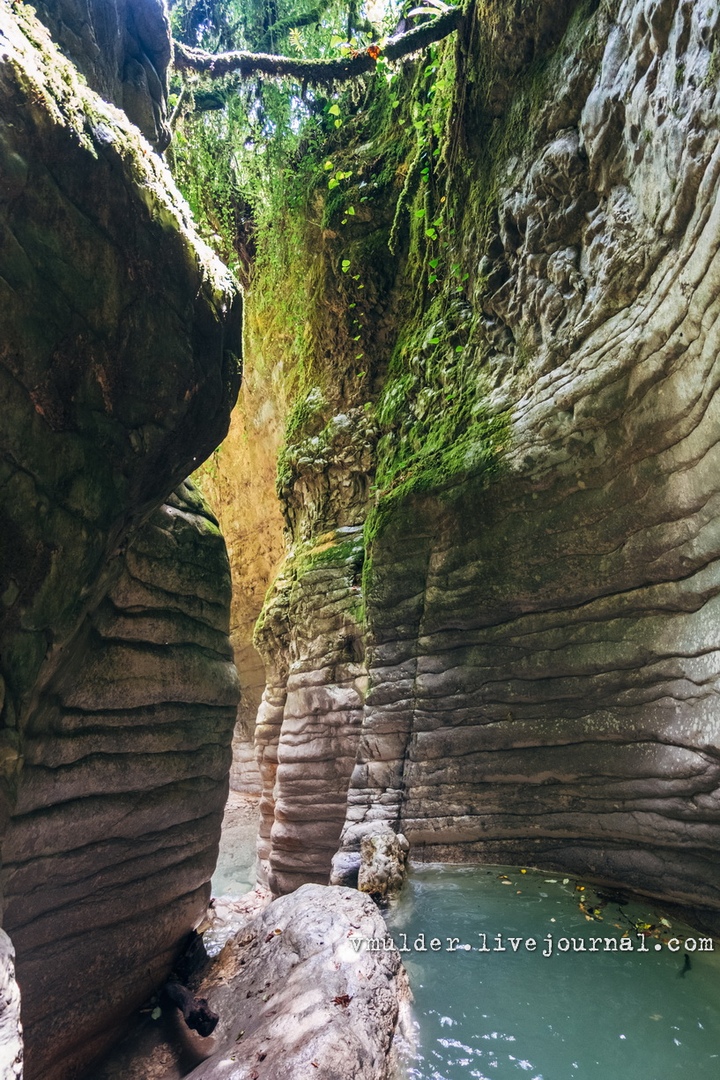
[{"x1": 167, "y1": 0, "x2": 464, "y2": 280}]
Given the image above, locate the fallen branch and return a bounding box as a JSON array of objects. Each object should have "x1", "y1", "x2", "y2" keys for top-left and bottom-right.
[
  {"x1": 172, "y1": 7, "x2": 463, "y2": 81},
  {"x1": 164, "y1": 977, "x2": 219, "y2": 1037}
]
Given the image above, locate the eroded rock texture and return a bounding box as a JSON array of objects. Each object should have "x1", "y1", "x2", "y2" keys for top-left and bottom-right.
[
  {"x1": 253, "y1": 0, "x2": 720, "y2": 925},
  {"x1": 254, "y1": 526, "x2": 368, "y2": 895},
  {"x1": 0, "y1": 4, "x2": 240, "y2": 1077},
  {"x1": 2, "y1": 483, "x2": 238, "y2": 1079},
  {"x1": 334, "y1": 0, "x2": 720, "y2": 917}
]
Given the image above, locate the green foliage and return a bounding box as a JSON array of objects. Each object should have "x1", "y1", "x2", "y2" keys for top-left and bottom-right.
[{"x1": 167, "y1": 0, "x2": 395, "y2": 272}]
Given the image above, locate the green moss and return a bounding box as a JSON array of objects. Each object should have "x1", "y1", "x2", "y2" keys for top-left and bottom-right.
[
  {"x1": 248, "y1": 0, "x2": 610, "y2": 626},
  {"x1": 299, "y1": 534, "x2": 364, "y2": 573},
  {"x1": 253, "y1": 530, "x2": 365, "y2": 648},
  {"x1": 276, "y1": 387, "x2": 329, "y2": 491}
]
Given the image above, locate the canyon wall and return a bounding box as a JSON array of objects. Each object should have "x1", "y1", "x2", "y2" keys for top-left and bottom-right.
[
  {"x1": 2, "y1": 484, "x2": 238, "y2": 1079},
  {"x1": 252, "y1": 0, "x2": 720, "y2": 925},
  {"x1": 33, "y1": 0, "x2": 172, "y2": 149},
  {"x1": 191, "y1": 374, "x2": 286, "y2": 798},
  {"x1": 0, "y1": 3, "x2": 240, "y2": 1076}
]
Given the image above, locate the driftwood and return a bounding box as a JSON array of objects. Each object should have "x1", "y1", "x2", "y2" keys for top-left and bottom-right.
[{"x1": 164, "y1": 977, "x2": 219, "y2": 1037}]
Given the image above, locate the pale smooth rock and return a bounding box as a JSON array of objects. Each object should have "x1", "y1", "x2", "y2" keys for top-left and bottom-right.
[
  {"x1": 185, "y1": 884, "x2": 410, "y2": 1080},
  {"x1": 0, "y1": 932, "x2": 22, "y2": 1080}
]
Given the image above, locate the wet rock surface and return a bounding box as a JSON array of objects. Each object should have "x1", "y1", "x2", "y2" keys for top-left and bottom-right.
[
  {"x1": 355, "y1": 825, "x2": 409, "y2": 901},
  {"x1": 252, "y1": 0, "x2": 720, "y2": 927}
]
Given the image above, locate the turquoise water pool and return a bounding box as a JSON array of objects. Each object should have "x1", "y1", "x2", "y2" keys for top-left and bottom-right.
[{"x1": 386, "y1": 865, "x2": 720, "y2": 1080}]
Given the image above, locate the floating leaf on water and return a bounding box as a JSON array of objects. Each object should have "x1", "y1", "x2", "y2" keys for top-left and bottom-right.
[{"x1": 151, "y1": 1007, "x2": 161, "y2": 1020}]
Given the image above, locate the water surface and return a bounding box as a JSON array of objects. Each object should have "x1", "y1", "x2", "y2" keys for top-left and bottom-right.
[{"x1": 387, "y1": 865, "x2": 720, "y2": 1080}]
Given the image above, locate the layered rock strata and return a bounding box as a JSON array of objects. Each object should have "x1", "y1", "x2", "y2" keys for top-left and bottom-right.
[
  {"x1": 0, "y1": 4, "x2": 241, "y2": 1076},
  {"x1": 252, "y1": 0, "x2": 720, "y2": 924},
  {"x1": 254, "y1": 526, "x2": 368, "y2": 895},
  {"x1": 2, "y1": 484, "x2": 238, "y2": 1079},
  {"x1": 0, "y1": 0, "x2": 240, "y2": 832},
  {"x1": 333, "y1": 0, "x2": 720, "y2": 917}
]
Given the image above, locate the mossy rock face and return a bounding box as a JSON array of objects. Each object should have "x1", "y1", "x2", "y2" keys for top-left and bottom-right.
[
  {"x1": 33, "y1": 0, "x2": 172, "y2": 149},
  {"x1": 0, "y1": 1, "x2": 240, "y2": 810}
]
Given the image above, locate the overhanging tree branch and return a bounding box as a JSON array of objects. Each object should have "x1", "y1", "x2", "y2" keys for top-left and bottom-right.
[{"x1": 172, "y1": 7, "x2": 463, "y2": 82}]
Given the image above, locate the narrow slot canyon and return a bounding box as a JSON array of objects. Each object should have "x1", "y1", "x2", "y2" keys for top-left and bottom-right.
[{"x1": 2, "y1": 0, "x2": 720, "y2": 1077}]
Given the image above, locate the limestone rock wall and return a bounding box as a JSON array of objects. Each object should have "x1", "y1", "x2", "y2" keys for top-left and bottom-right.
[
  {"x1": 2, "y1": 484, "x2": 238, "y2": 1079},
  {"x1": 0, "y1": 4, "x2": 241, "y2": 1076},
  {"x1": 252, "y1": 0, "x2": 720, "y2": 925},
  {"x1": 254, "y1": 526, "x2": 368, "y2": 895},
  {"x1": 333, "y1": 0, "x2": 720, "y2": 918}
]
